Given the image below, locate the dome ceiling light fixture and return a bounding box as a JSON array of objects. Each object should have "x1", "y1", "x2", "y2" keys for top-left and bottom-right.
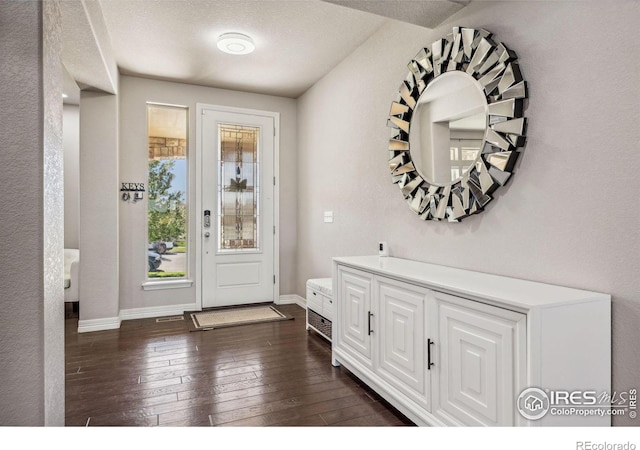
[{"x1": 216, "y1": 33, "x2": 255, "y2": 55}]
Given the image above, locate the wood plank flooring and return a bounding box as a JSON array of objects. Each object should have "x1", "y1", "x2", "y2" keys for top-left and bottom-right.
[{"x1": 64, "y1": 303, "x2": 414, "y2": 427}]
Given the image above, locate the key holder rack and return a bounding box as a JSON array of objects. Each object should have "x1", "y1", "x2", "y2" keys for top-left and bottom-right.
[{"x1": 121, "y1": 182, "x2": 145, "y2": 202}]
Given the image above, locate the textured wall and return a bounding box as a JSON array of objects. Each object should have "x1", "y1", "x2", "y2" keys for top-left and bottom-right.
[
  {"x1": 118, "y1": 76, "x2": 298, "y2": 311},
  {"x1": 0, "y1": 0, "x2": 64, "y2": 425},
  {"x1": 297, "y1": 1, "x2": 640, "y2": 425},
  {"x1": 42, "y1": 0, "x2": 64, "y2": 426},
  {"x1": 0, "y1": 0, "x2": 44, "y2": 425}
]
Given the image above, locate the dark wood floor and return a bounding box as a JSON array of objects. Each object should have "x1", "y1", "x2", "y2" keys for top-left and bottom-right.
[{"x1": 64, "y1": 303, "x2": 413, "y2": 427}]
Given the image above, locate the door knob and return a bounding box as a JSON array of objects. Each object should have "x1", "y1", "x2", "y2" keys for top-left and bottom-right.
[{"x1": 204, "y1": 232, "x2": 210, "y2": 238}]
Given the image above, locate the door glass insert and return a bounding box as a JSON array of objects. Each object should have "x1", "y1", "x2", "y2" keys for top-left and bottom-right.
[{"x1": 217, "y1": 124, "x2": 260, "y2": 252}]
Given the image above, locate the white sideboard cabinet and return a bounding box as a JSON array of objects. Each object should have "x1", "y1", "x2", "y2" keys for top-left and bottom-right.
[{"x1": 331, "y1": 256, "x2": 611, "y2": 427}]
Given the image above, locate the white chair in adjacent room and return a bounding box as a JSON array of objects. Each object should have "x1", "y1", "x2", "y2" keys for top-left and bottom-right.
[{"x1": 64, "y1": 248, "x2": 80, "y2": 305}]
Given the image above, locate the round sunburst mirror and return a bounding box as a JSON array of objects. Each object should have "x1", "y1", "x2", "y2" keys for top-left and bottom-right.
[{"x1": 387, "y1": 27, "x2": 528, "y2": 221}]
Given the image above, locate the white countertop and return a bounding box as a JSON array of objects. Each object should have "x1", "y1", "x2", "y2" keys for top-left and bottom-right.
[{"x1": 333, "y1": 256, "x2": 610, "y2": 311}]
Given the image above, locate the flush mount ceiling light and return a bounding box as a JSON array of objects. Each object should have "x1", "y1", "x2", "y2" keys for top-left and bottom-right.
[{"x1": 216, "y1": 33, "x2": 255, "y2": 55}]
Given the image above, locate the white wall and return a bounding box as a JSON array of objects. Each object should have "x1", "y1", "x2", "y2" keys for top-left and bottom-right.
[
  {"x1": 79, "y1": 90, "x2": 120, "y2": 329},
  {"x1": 63, "y1": 104, "x2": 80, "y2": 249},
  {"x1": 297, "y1": 1, "x2": 640, "y2": 425},
  {"x1": 118, "y1": 76, "x2": 297, "y2": 314}
]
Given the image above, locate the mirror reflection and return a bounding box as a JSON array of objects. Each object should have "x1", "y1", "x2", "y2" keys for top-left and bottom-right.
[{"x1": 409, "y1": 71, "x2": 488, "y2": 186}]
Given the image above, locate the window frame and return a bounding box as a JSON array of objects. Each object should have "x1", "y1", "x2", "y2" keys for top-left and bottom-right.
[{"x1": 143, "y1": 102, "x2": 191, "y2": 288}]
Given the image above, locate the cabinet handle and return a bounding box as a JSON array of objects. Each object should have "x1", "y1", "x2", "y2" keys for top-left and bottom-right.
[
  {"x1": 427, "y1": 339, "x2": 435, "y2": 370},
  {"x1": 367, "y1": 311, "x2": 374, "y2": 335}
]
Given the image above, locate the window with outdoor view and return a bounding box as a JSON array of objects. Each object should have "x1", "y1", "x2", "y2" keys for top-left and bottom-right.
[{"x1": 147, "y1": 104, "x2": 188, "y2": 279}]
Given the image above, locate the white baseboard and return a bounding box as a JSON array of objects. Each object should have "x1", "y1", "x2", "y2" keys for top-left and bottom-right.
[
  {"x1": 78, "y1": 299, "x2": 298, "y2": 333},
  {"x1": 119, "y1": 302, "x2": 199, "y2": 321},
  {"x1": 277, "y1": 294, "x2": 306, "y2": 308},
  {"x1": 77, "y1": 316, "x2": 121, "y2": 333}
]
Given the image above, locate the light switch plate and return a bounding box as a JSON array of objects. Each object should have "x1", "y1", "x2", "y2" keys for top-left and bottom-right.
[{"x1": 324, "y1": 211, "x2": 334, "y2": 223}]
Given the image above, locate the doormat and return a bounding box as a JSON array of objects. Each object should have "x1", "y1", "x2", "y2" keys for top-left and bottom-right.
[{"x1": 189, "y1": 305, "x2": 293, "y2": 331}]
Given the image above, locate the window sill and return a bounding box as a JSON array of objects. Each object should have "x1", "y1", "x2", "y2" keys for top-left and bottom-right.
[{"x1": 142, "y1": 279, "x2": 194, "y2": 291}]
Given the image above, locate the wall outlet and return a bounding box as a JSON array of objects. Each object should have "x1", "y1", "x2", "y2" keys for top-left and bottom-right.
[
  {"x1": 379, "y1": 241, "x2": 389, "y2": 257},
  {"x1": 324, "y1": 211, "x2": 333, "y2": 223}
]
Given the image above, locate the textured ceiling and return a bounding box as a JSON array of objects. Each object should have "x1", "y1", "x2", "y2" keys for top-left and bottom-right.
[
  {"x1": 96, "y1": 0, "x2": 465, "y2": 99},
  {"x1": 322, "y1": 0, "x2": 465, "y2": 29},
  {"x1": 98, "y1": 0, "x2": 387, "y2": 98},
  {"x1": 61, "y1": 0, "x2": 119, "y2": 95}
]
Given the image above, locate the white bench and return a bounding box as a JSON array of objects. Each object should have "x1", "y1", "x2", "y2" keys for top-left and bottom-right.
[
  {"x1": 305, "y1": 278, "x2": 333, "y2": 341},
  {"x1": 64, "y1": 249, "x2": 79, "y2": 303}
]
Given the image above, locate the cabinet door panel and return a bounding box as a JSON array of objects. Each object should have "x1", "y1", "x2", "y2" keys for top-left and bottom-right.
[
  {"x1": 433, "y1": 292, "x2": 525, "y2": 426},
  {"x1": 337, "y1": 267, "x2": 373, "y2": 366},
  {"x1": 377, "y1": 278, "x2": 430, "y2": 410}
]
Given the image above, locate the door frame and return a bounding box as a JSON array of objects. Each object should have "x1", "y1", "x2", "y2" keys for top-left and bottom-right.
[{"x1": 195, "y1": 103, "x2": 280, "y2": 310}]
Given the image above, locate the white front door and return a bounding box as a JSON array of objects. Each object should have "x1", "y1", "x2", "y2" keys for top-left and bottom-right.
[{"x1": 201, "y1": 106, "x2": 276, "y2": 308}]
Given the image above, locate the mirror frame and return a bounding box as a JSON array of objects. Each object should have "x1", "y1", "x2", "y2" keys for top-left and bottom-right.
[{"x1": 387, "y1": 27, "x2": 528, "y2": 222}]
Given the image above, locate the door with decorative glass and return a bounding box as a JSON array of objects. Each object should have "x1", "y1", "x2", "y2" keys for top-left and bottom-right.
[{"x1": 201, "y1": 107, "x2": 275, "y2": 308}]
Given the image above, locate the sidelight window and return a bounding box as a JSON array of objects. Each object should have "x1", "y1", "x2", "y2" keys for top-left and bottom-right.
[{"x1": 147, "y1": 104, "x2": 188, "y2": 278}]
